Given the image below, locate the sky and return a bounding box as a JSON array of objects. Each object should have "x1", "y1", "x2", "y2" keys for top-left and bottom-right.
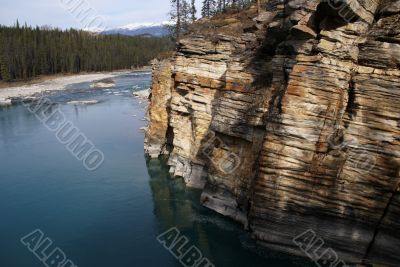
[{"x1": 0, "y1": 0, "x2": 203, "y2": 29}]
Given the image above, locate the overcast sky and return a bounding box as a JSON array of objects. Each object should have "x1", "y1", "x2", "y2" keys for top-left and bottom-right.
[{"x1": 0, "y1": 0, "x2": 203, "y2": 29}]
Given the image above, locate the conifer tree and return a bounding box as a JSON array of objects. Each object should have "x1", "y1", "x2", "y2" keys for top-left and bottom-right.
[
  {"x1": 170, "y1": 0, "x2": 195, "y2": 37},
  {"x1": 191, "y1": 0, "x2": 197, "y2": 22},
  {"x1": 170, "y1": 0, "x2": 182, "y2": 39},
  {"x1": 0, "y1": 54, "x2": 11, "y2": 82},
  {"x1": 202, "y1": 0, "x2": 216, "y2": 17}
]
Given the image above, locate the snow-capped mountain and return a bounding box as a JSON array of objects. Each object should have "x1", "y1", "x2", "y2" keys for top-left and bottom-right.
[
  {"x1": 99, "y1": 21, "x2": 172, "y2": 37},
  {"x1": 82, "y1": 27, "x2": 105, "y2": 34}
]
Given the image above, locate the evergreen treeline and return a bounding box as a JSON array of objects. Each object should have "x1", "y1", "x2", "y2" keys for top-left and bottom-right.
[
  {"x1": 201, "y1": 0, "x2": 257, "y2": 17},
  {"x1": 0, "y1": 23, "x2": 174, "y2": 81},
  {"x1": 169, "y1": 0, "x2": 198, "y2": 38},
  {"x1": 170, "y1": 0, "x2": 260, "y2": 37}
]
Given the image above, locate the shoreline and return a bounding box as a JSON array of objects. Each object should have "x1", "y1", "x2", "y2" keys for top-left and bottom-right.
[
  {"x1": 0, "y1": 69, "x2": 150, "y2": 105},
  {"x1": 0, "y1": 67, "x2": 152, "y2": 90}
]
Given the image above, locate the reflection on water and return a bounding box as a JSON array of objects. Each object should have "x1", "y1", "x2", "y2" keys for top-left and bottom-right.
[
  {"x1": 147, "y1": 158, "x2": 311, "y2": 267},
  {"x1": 0, "y1": 72, "x2": 311, "y2": 267}
]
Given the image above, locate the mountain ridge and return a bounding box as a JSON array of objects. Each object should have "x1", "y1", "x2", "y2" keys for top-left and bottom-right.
[{"x1": 84, "y1": 21, "x2": 172, "y2": 37}]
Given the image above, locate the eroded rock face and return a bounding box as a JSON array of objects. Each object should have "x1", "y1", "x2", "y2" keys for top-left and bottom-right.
[
  {"x1": 144, "y1": 60, "x2": 173, "y2": 158},
  {"x1": 145, "y1": 1, "x2": 400, "y2": 265}
]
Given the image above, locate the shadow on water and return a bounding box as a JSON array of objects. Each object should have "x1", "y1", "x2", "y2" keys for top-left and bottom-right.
[{"x1": 146, "y1": 157, "x2": 311, "y2": 267}]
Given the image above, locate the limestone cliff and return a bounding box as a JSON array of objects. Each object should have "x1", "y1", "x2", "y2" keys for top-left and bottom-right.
[{"x1": 145, "y1": 1, "x2": 400, "y2": 265}]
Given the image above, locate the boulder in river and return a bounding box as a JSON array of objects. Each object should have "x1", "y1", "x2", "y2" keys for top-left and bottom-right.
[
  {"x1": 10, "y1": 96, "x2": 38, "y2": 105},
  {"x1": 90, "y1": 78, "x2": 116, "y2": 88},
  {"x1": 67, "y1": 100, "x2": 99, "y2": 105},
  {"x1": 132, "y1": 89, "x2": 150, "y2": 99},
  {"x1": 0, "y1": 98, "x2": 12, "y2": 106}
]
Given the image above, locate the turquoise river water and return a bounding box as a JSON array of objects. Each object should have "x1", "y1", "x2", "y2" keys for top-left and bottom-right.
[{"x1": 0, "y1": 72, "x2": 312, "y2": 267}]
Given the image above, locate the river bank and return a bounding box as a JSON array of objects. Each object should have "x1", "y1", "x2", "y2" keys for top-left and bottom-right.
[{"x1": 0, "y1": 69, "x2": 151, "y2": 105}]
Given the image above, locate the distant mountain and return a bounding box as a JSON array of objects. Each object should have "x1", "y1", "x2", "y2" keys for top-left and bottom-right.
[
  {"x1": 82, "y1": 27, "x2": 104, "y2": 34},
  {"x1": 97, "y1": 22, "x2": 172, "y2": 37}
]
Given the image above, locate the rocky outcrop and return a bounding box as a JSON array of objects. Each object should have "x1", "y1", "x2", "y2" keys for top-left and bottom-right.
[
  {"x1": 144, "y1": 60, "x2": 173, "y2": 158},
  {"x1": 145, "y1": 1, "x2": 400, "y2": 265}
]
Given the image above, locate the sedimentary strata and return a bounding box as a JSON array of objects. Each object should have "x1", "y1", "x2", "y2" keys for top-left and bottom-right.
[{"x1": 145, "y1": 1, "x2": 400, "y2": 265}]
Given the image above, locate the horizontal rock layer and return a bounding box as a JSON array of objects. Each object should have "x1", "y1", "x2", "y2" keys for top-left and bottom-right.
[{"x1": 145, "y1": 1, "x2": 400, "y2": 265}]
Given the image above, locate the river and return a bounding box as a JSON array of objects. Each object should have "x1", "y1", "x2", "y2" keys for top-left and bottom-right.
[{"x1": 0, "y1": 72, "x2": 311, "y2": 267}]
